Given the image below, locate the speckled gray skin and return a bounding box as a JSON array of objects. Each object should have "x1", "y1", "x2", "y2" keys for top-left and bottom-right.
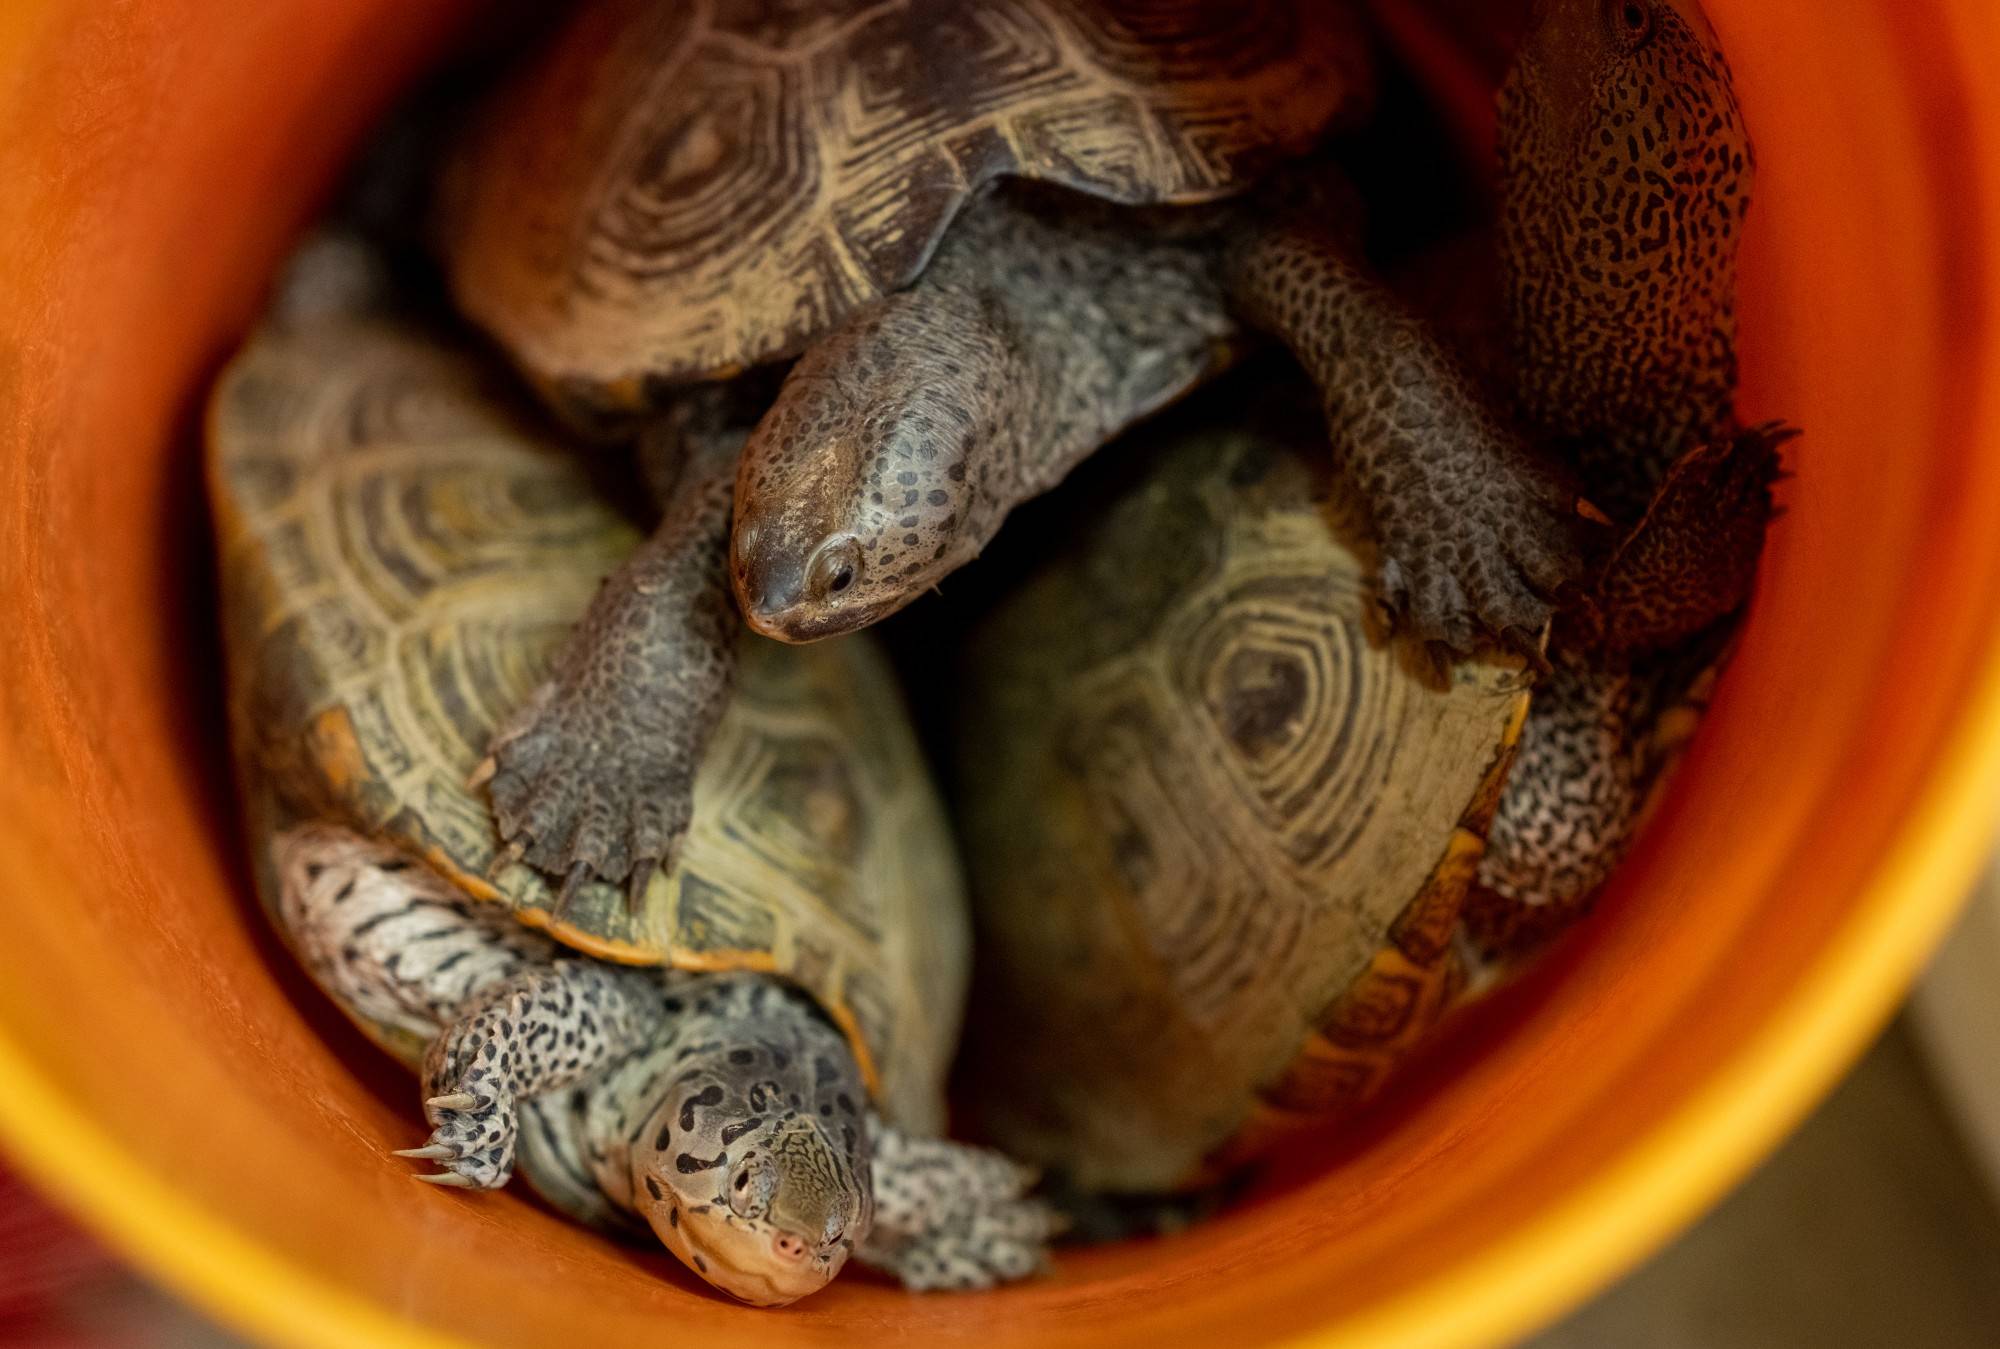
[
  {"x1": 730, "y1": 191, "x2": 1238, "y2": 641},
  {"x1": 1224, "y1": 212, "x2": 1586, "y2": 653},
  {"x1": 477, "y1": 385, "x2": 753, "y2": 908},
  {"x1": 274, "y1": 824, "x2": 1057, "y2": 1306},
  {"x1": 730, "y1": 182, "x2": 1589, "y2": 654},
  {"x1": 1467, "y1": 0, "x2": 1786, "y2": 949}
]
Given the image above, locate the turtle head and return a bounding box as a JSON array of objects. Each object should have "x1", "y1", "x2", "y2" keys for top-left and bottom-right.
[
  {"x1": 731, "y1": 295, "x2": 1008, "y2": 643},
  {"x1": 633, "y1": 1062, "x2": 870, "y2": 1305},
  {"x1": 1497, "y1": 0, "x2": 1751, "y2": 443}
]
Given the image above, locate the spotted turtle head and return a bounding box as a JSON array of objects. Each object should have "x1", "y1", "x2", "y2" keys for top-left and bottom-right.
[
  {"x1": 631, "y1": 1055, "x2": 871, "y2": 1305},
  {"x1": 1497, "y1": 0, "x2": 1752, "y2": 445},
  {"x1": 730, "y1": 293, "x2": 1012, "y2": 644}
]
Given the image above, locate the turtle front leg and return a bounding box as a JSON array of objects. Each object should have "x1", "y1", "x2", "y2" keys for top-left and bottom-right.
[
  {"x1": 411, "y1": 959, "x2": 664, "y2": 1189},
  {"x1": 1226, "y1": 220, "x2": 1595, "y2": 657},
  {"x1": 1572, "y1": 421, "x2": 1795, "y2": 656},
  {"x1": 857, "y1": 1116, "x2": 1064, "y2": 1291},
  {"x1": 1468, "y1": 422, "x2": 1790, "y2": 968},
  {"x1": 479, "y1": 392, "x2": 750, "y2": 900}
]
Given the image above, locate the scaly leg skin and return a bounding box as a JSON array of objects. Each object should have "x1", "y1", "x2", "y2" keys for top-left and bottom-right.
[
  {"x1": 1463, "y1": 657, "x2": 1661, "y2": 958},
  {"x1": 1466, "y1": 424, "x2": 1786, "y2": 970},
  {"x1": 414, "y1": 957, "x2": 666, "y2": 1189},
  {"x1": 274, "y1": 825, "x2": 659, "y2": 1191},
  {"x1": 480, "y1": 387, "x2": 753, "y2": 900},
  {"x1": 1225, "y1": 218, "x2": 1593, "y2": 657},
  {"x1": 858, "y1": 1116, "x2": 1064, "y2": 1291},
  {"x1": 1574, "y1": 421, "x2": 1795, "y2": 656}
]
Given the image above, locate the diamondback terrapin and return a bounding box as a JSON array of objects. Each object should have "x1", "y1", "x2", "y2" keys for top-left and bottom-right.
[
  {"x1": 209, "y1": 313, "x2": 1057, "y2": 1304},
  {"x1": 1437, "y1": 0, "x2": 1793, "y2": 960},
  {"x1": 949, "y1": 0, "x2": 1788, "y2": 1193},
  {"x1": 952, "y1": 404, "x2": 1529, "y2": 1192},
  {"x1": 437, "y1": 0, "x2": 1590, "y2": 901}
]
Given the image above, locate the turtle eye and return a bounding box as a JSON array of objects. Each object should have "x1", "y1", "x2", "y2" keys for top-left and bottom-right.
[
  {"x1": 1602, "y1": 0, "x2": 1655, "y2": 48},
  {"x1": 727, "y1": 1157, "x2": 773, "y2": 1219},
  {"x1": 806, "y1": 535, "x2": 863, "y2": 601}
]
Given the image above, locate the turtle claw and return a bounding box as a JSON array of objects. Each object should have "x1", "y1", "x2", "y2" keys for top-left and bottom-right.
[
  {"x1": 482, "y1": 676, "x2": 703, "y2": 898},
  {"x1": 426, "y1": 1093, "x2": 479, "y2": 1113},
  {"x1": 1501, "y1": 626, "x2": 1554, "y2": 677},
  {"x1": 486, "y1": 840, "x2": 525, "y2": 882},
  {"x1": 555, "y1": 860, "x2": 593, "y2": 918},
  {"x1": 466, "y1": 755, "x2": 498, "y2": 791},
  {"x1": 395, "y1": 1144, "x2": 456, "y2": 1160},
  {"x1": 626, "y1": 858, "x2": 662, "y2": 914},
  {"x1": 416, "y1": 1171, "x2": 476, "y2": 1188}
]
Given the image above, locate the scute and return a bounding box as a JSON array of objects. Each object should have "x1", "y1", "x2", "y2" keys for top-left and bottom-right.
[
  {"x1": 440, "y1": 0, "x2": 1373, "y2": 413},
  {"x1": 954, "y1": 398, "x2": 1527, "y2": 1191},
  {"x1": 209, "y1": 316, "x2": 967, "y2": 1132}
]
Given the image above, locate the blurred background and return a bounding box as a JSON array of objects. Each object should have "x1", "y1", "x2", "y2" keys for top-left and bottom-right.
[{"x1": 6, "y1": 862, "x2": 1997, "y2": 1348}]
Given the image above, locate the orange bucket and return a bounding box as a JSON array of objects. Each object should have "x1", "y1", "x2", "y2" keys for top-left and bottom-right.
[{"x1": 3, "y1": 2, "x2": 1999, "y2": 1346}]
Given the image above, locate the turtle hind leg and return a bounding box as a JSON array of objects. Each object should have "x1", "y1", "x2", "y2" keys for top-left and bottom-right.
[
  {"x1": 1580, "y1": 420, "x2": 1798, "y2": 657},
  {"x1": 858, "y1": 1116, "x2": 1065, "y2": 1291},
  {"x1": 478, "y1": 402, "x2": 750, "y2": 900},
  {"x1": 1224, "y1": 211, "x2": 1598, "y2": 660}
]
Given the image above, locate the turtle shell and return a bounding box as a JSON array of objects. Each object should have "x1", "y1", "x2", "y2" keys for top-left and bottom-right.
[
  {"x1": 439, "y1": 0, "x2": 1373, "y2": 418},
  {"x1": 208, "y1": 316, "x2": 968, "y2": 1131},
  {"x1": 952, "y1": 394, "x2": 1528, "y2": 1191}
]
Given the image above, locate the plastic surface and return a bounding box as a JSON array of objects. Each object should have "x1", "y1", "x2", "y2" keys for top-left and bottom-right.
[{"x1": 3, "y1": 1, "x2": 2000, "y2": 1345}]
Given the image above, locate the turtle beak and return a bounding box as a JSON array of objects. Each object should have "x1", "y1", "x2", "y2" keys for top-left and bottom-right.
[{"x1": 733, "y1": 540, "x2": 804, "y2": 626}]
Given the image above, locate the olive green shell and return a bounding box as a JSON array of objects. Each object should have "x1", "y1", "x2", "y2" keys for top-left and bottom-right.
[
  {"x1": 208, "y1": 317, "x2": 967, "y2": 1131},
  {"x1": 439, "y1": 0, "x2": 1372, "y2": 417},
  {"x1": 954, "y1": 403, "x2": 1528, "y2": 1191}
]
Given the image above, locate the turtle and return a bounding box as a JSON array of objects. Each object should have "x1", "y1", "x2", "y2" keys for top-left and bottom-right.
[
  {"x1": 1420, "y1": 0, "x2": 1795, "y2": 963},
  {"x1": 948, "y1": 400, "x2": 1531, "y2": 1191},
  {"x1": 435, "y1": 0, "x2": 1592, "y2": 901},
  {"x1": 207, "y1": 307, "x2": 1059, "y2": 1305},
  {"x1": 946, "y1": 0, "x2": 1789, "y2": 1194}
]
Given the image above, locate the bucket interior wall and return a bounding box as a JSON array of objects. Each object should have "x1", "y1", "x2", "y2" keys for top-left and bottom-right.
[{"x1": 4, "y1": 1, "x2": 2000, "y2": 1346}]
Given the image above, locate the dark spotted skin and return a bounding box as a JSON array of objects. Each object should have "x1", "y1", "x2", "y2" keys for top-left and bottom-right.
[
  {"x1": 419, "y1": 958, "x2": 661, "y2": 1188},
  {"x1": 1465, "y1": 0, "x2": 1786, "y2": 952},
  {"x1": 731, "y1": 180, "x2": 1584, "y2": 656},
  {"x1": 272, "y1": 825, "x2": 1056, "y2": 1305},
  {"x1": 1497, "y1": 0, "x2": 1753, "y2": 520},
  {"x1": 865, "y1": 1115, "x2": 1051, "y2": 1290},
  {"x1": 480, "y1": 385, "x2": 752, "y2": 902},
  {"x1": 732, "y1": 188, "x2": 1234, "y2": 641},
  {"x1": 1571, "y1": 420, "x2": 1793, "y2": 656},
  {"x1": 1225, "y1": 223, "x2": 1589, "y2": 653},
  {"x1": 1477, "y1": 657, "x2": 1670, "y2": 926}
]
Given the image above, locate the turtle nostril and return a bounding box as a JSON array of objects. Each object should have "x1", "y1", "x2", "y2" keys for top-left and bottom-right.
[{"x1": 771, "y1": 1233, "x2": 809, "y2": 1262}]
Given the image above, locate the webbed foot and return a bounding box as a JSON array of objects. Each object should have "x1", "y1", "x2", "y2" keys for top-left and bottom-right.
[
  {"x1": 404, "y1": 1068, "x2": 518, "y2": 1191},
  {"x1": 1373, "y1": 442, "x2": 1598, "y2": 664},
  {"x1": 482, "y1": 677, "x2": 700, "y2": 907},
  {"x1": 861, "y1": 1123, "x2": 1065, "y2": 1292}
]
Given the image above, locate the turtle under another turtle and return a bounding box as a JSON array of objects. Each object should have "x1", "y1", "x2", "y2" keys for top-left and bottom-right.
[
  {"x1": 948, "y1": 0, "x2": 1792, "y2": 1194},
  {"x1": 208, "y1": 308, "x2": 1056, "y2": 1305}
]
